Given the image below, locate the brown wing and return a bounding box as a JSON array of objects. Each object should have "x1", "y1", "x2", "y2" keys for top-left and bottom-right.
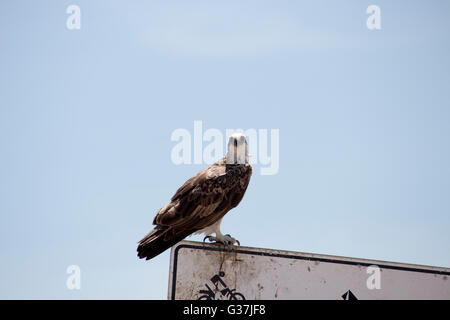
[
  {"x1": 137, "y1": 161, "x2": 252, "y2": 260},
  {"x1": 154, "y1": 163, "x2": 230, "y2": 231}
]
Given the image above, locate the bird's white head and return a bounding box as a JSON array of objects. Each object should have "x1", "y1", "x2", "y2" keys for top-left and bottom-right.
[{"x1": 226, "y1": 133, "x2": 249, "y2": 165}]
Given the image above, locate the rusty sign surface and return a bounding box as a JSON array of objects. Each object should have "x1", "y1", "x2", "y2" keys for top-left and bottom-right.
[{"x1": 168, "y1": 241, "x2": 450, "y2": 300}]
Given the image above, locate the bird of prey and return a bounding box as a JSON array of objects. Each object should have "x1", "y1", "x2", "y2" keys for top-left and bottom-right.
[{"x1": 137, "y1": 133, "x2": 253, "y2": 260}]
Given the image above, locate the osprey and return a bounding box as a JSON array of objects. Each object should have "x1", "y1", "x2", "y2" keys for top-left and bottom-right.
[{"x1": 137, "y1": 133, "x2": 253, "y2": 260}]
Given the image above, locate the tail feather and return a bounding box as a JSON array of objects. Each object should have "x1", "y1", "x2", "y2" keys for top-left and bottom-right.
[{"x1": 137, "y1": 227, "x2": 188, "y2": 260}]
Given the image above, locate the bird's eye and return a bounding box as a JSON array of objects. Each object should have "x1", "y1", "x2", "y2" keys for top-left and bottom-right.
[{"x1": 234, "y1": 139, "x2": 238, "y2": 147}]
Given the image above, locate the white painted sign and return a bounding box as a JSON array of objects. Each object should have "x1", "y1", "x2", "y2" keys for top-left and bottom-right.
[{"x1": 168, "y1": 241, "x2": 450, "y2": 300}]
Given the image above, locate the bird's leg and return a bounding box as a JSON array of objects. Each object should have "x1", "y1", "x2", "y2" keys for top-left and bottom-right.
[
  {"x1": 223, "y1": 234, "x2": 240, "y2": 246},
  {"x1": 203, "y1": 230, "x2": 240, "y2": 246}
]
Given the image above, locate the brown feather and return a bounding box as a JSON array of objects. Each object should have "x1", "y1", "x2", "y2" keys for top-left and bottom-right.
[{"x1": 137, "y1": 156, "x2": 252, "y2": 260}]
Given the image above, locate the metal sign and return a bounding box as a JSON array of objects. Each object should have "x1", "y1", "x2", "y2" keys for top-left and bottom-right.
[{"x1": 168, "y1": 241, "x2": 450, "y2": 300}]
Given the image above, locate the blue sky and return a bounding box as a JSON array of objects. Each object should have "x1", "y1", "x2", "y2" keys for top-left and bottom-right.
[{"x1": 1, "y1": 0, "x2": 449, "y2": 299}]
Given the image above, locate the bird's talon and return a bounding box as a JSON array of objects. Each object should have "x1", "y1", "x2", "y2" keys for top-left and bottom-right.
[
  {"x1": 204, "y1": 234, "x2": 240, "y2": 246},
  {"x1": 223, "y1": 234, "x2": 239, "y2": 246}
]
